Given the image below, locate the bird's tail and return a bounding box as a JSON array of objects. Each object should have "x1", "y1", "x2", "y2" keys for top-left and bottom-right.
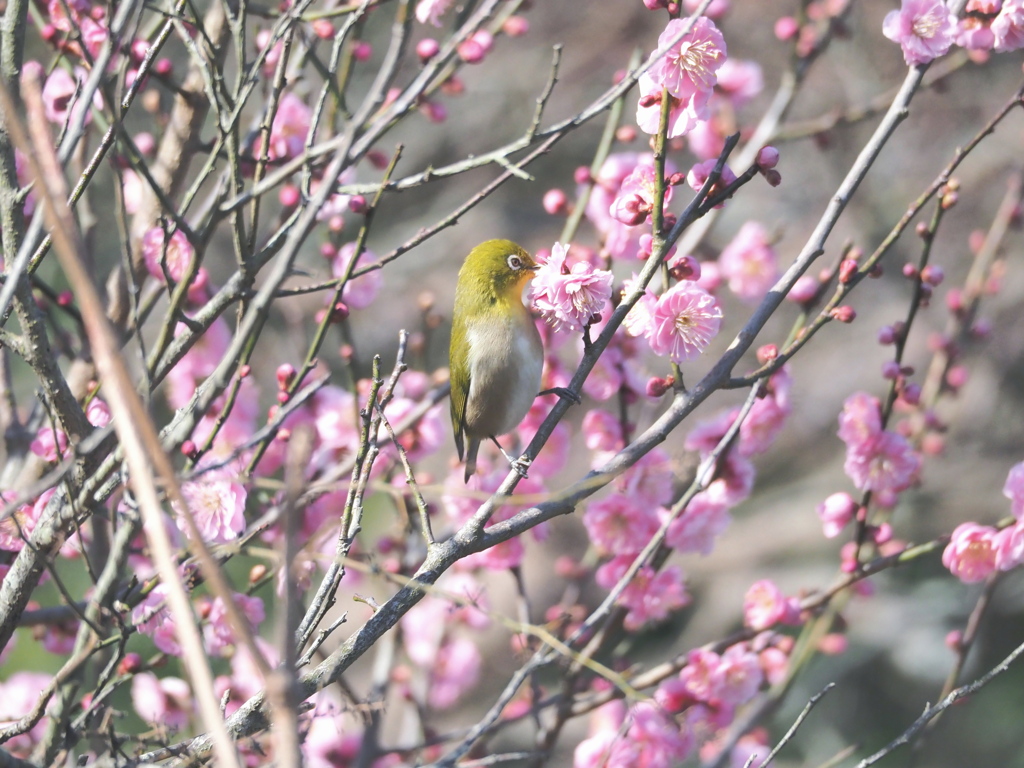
[{"x1": 464, "y1": 437, "x2": 481, "y2": 483}]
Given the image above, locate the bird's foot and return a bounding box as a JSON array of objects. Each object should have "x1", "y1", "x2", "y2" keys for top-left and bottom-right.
[
  {"x1": 510, "y1": 455, "x2": 531, "y2": 479},
  {"x1": 540, "y1": 386, "x2": 581, "y2": 405}
]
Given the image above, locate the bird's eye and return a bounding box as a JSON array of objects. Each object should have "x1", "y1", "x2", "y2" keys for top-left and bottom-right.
[{"x1": 507, "y1": 255, "x2": 523, "y2": 270}]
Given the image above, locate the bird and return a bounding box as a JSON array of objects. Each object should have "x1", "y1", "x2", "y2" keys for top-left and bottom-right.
[{"x1": 449, "y1": 239, "x2": 544, "y2": 483}]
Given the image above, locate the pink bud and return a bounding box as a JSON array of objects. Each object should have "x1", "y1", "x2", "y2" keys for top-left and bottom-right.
[
  {"x1": 574, "y1": 166, "x2": 592, "y2": 185},
  {"x1": 57, "y1": 290, "x2": 73, "y2": 307},
  {"x1": 901, "y1": 382, "x2": 922, "y2": 406},
  {"x1": 757, "y1": 344, "x2": 778, "y2": 364},
  {"x1": 312, "y1": 19, "x2": 335, "y2": 39},
  {"x1": 643, "y1": 0, "x2": 668, "y2": 8},
  {"x1": 830, "y1": 306, "x2": 856, "y2": 323},
  {"x1": 756, "y1": 146, "x2": 779, "y2": 170},
  {"x1": 882, "y1": 360, "x2": 901, "y2": 379},
  {"x1": 646, "y1": 376, "x2": 674, "y2": 398},
  {"x1": 921, "y1": 265, "x2": 944, "y2": 286},
  {"x1": 615, "y1": 125, "x2": 637, "y2": 143},
  {"x1": 763, "y1": 169, "x2": 782, "y2": 187},
  {"x1": 416, "y1": 38, "x2": 440, "y2": 62},
  {"x1": 352, "y1": 41, "x2": 372, "y2": 61},
  {"x1": 154, "y1": 58, "x2": 172, "y2": 76},
  {"x1": 348, "y1": 195, "x2": 368, "y2": 214},
  {"x1": 945, "y1": 629, "x2": 963, "y2": 652},
  {"x1": 774, "y1": 16, "x2": 799, "y2": 40},
  {"x1": 818, "y1": 633, "x2": 848, "y2": 655},
  {"x1": 330, "y1": 301, "x2": 350, "y2": 322},
  {"x1": 278, "y1": 184, "x2": 300, "y2": 208},
  {"x1": 946, "y1": 365, "x2": 969, "y2": 391},
  {"x1": 458, "y1": 39, "x2": 485, "y2": 63},
  {"x1": 902, "y1": 263, "x2": 918, "y2": 279},
  {"x1": 786, "y1": 275, "x2": 818, "y2": 304},
  {"x1": 502, "y1": 15, "x2": 529, "y2": 36},
  {"x1": 366, "y1": 150, "x2": 389, "y2": 169},
  {"x1": 838, "y1": 259, "x2": 858, "y2": 284},
  {"x1": 668, "y1": 254, "x2": 700, "y2": 281},
  {"x1": 238, "y1": 364, "x2": 251, "y2": 378},
  {"x1": 276, "y1": 363, "x2": 296, "y2": 389},
  {"x1": 945, "y1": 287, "x2": 964, "y2": 314},
  {"x1": 180, "y1": 440, "x2": 196, "y2": 457},
  {"x1": 543, "y1": 188, "x2": 569, "y2": 215},
  {"x1": 877, "y1": 325, "x2": 896, "y2": 345},
  {"x1": 277, "y1": 390, "x2": 290, "y2": 403},
  {"x1": 40, "y1": 24, "x2": 58, "y2": 42}
]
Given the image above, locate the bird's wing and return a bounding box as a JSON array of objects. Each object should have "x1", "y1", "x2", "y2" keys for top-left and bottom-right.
[{"x1": 449, "y1": 315, "x2": 471, "y2": 461}]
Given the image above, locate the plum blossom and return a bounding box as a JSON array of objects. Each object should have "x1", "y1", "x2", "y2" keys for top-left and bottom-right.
[
  {"x1": 330, "y1": 243, "x2": 382, "y2": 309},
  {"x1": 716, "y1": 59, "x2": 764, "y2": 107},
  {"x1": 717, "y1": 222, "x2": 779, "y2": 303},
  {"x1": 993, "y1": 0, "x2": 1024, "y2": 50},
  {"x1": 942, "y1": 523, "x2": 999, "y2": 582},
  {"x1": 882, "y1": 0, "x2": 957, "y2": 65},
  {"x1": 816, "y1": 492, "x2": 858, "y2": 538},
  {"x1": 174, "y1": 470, "x2": 247, "y2": 544},
  {"x1": 711, "y1": 643, "x2": 764, "y2": 705},
  {"x1": 995, "y1": 522, "x2": 1024, "y2": 571},
  {"x1": 583, "y1": 494, "x2": 661, "y2": 556},
  {"x1": 843, "y1": 429, "x2": 921, "y2": 497},
  {"x1": 625, "y1": 702, "x2": 694, "y2": 766},
  {"x1": 665, "y1": 492, "x2": 731, "y2": 554},
  {"x1": 40, "y1": 65, "x2": 100, "y2": 126},
  {"x1": 142, "y1": 228, "x2": 209, "y2": 303},
  {"x1": 416, "y1": 0, "x2": 454, "y2": 26},
  {"x1": 609, "y1": 163, "x2": 671, "y2": 227},
  {"x1": 132, "y1": 584, "x2": 181, "y2": 655},
  {"x1": 203, "y1": 593, "x2": 265, "y2": 655},
  {"x1": 629, "y1": 280, "x2": 723, "y2": 363},
  {"x1": 429, "y1": 636, "x2": 481, "y2": 709},
  {"x1": 131, "y1": 674, "x2": 192, "y2": 730},
  {"x1": 637, "y1": 71, "x2": 712, "y2": 138},
  {"x1": 648, "y1": 17, "x2": 727, "y2": 102},
  {"x1": 529, "y1": 243, "x2": 613, "y2": 334},
  {"x1": 267, "y1": 92, "x2": 312, "y2": 160},
  {"x1": 595, "y1": 556, "x2": 690, "y2": 630},
  {"x1": 0, "y1": 672, "x2": 56, "y2": 755},
  {"x1": 743, "y1": 580, "x2": 798, "y2": 631},
  {"x1": 1003, "y1": 460, "x2": 1024, "y2": 518}
]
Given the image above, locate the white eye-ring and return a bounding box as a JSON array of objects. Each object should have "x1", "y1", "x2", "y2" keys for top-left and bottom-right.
[{"x1": 507, "y1": 255, "x2": 523, "y2": 270}]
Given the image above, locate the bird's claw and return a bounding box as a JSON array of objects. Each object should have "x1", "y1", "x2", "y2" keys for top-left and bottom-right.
[
  {"x1": 511, "y1": 456, "x2": 531, "y2": 479},
  {"x1": 540, "y1": 386, "x2": 581, "y2": 406}
]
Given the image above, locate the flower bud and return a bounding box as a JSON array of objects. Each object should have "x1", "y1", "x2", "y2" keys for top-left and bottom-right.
[
  {"x1": 503, "y1": 15, "x2": 529, "y2": 36},
  {"x1": 118, "y1": 653, "x2": 143, "y2": 675},
  {"x1": 352, "y1": 41, "x2": 372, "y2": 61},
  {"x1": 756, "y1": 146, "x2": 779, "y2": 170},
  {"x1": 762, "y1": 169, "x2": 782, "y2": 187},
  {"x1": 646, "y1": 375, "x2": 674, "y2": 398},
  {"x1": 838, "y1": 259, "x2": 858, "y2": 284},
  {"x1": 615, "y1": 125, "x2": 637, "y2": 143},
  {"x1": 279, "y1": 184, "x2": 300, "y2": 208},
  {"x1": 830, "y1": 306, "x2": 856, "y2": 323},
  {"x1": 902, "y1": 263, "x2": 918, "y2": 279},
  {"x1": 881, "y1": 360, "x2": 901, "y2": 379},
  {"x1": 348, "y1": 195, "x2": 368, "y2": 214},
  {"x1": 757, "y1": 344, "x2": 778, "y2": 364},
  {"x1": 276, "y1": 363, "x2": 296, "y2": 389},
  {"x1": 920, "y1": 265, "x2": 944, "y2": 286},
  {"x1": 774, "y1": 16, "x2": 799, "y2": 40},
  {"x1": 416, "y1": 38, "x2": 440, "y2": 62},
  {"x1": 312, "y1": 19, "x2": 335, "y2": 39},
  {"x1": 543, "y1": 188, "x2": 569, "y2": 215}
]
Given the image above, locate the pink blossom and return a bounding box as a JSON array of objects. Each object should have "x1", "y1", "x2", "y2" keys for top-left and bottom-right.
[
  {"x1": 595, "y1": 556, "x2": 690, "y2": 630},
  {"x1": 636, "y1": 71, "x2": 711, "y2": 138},
  {"x1": 993, "y1": 0, "x2": 1024, "y2": 50},
  {"x1": 683, "y1": 0, "x2": 730, "y2": 17},
  {"x1": 665, "y1": 492, "x2": 731, "y2": 555},
  {"x1": 731, "y1": 733, "x2": 770, "y2": 768},
  {"x1": 718, "y1": 222, "x2": 779, "y2": 303},
  {"x1": 40, "y1": 66, "x2": 99, "y2": 126},
  {"x1": 141, "y1": 228, "x2": 209, "y2": 303},
  {"x1": 743, "y1": 580, "x2": 790, "y2": 631},
  {"x1": 710, "y1": 643, "x2": 764, "y2": 705},
  {"x1": 204, "y1": 593, "x2": 265, "y2": 656},
  {"x1": 942, "y1": 523, "x2": 999, "y2": 583},
  {"x1": 956, "y1": 15, "x2": 996, "y2": 49},
  {"x1": 739, "y1": 389, "x2": 790, "y2": 455},
  {"x1": 0, "y1": 489, "x2": 47, "y2": 551},
  {"x1": 679, "y1": 647, "x2": 722, "y2": 702},
  {"x1": 46, "y1": 0, "x2": 89, "y2": 32},
  {"x1": 626, "y1": 702, "x2": 694, "y2": 765},
  {"x1": 1003, "y1": 461, "x2": 1024, "y2": 518},
  {"x1": 759, "y1": 646, "x2": 790, "y2": 686},
  {"x1": 0, "y1": 672, "x2": 55, "y2": 754},
  {"x1": 267, "y1": 92, "x2": 312, "y2": 160},
  {"x1": 401, "y1": 572, "x2": 489, "y2": 665},
  {"x1": 609, "y1": 163, "x2": 671, "y2": 226},
  {"x1": 574, "y1": 730, "x2": 640, "y2": 768},
  {"x1": 429, "y1": 636, "x2": 481, "y2": 709},
  {"x1": 584, "y1": 154, "x2": 668, "y2": 259},
  {"x1": 582, "y1": 407, "x2": 624, "y2": 465},
  {"x1": 648, "y1": 17, "x2": 728, "y2": 102},
  {"x1": 787, "y1": 274, "x2": 819, "y2": 304},
  {"x1": 684, "y1": 407, "x2": 738, "y2": 456},
  {"x1": 644, "y1": 281, "x2": 723, "y2": 363},
  {"x1": 310, "y1": 385, "x2": 359, "y2": 469},
  {"x1": 330, "y1": 243, "x2": 382, "y2": 309},
  {"x1": 174, "y1": 470, "x2": 247, "y2": 544},
  {"x1": 529, "y1": 243, "x2": 613, "y2": 334},
  {"x1": 995, "y1": 522, "x2": 1024, "y2": 571},
  {"x1": 837, "y1": 391, "x2": 883, "y2": 449},
  {"x1": 583, "y1": 494, "x2": 661, "y2": 556},
  {"x1": 582, "y1": 333, "x2": 648, "y2": 403},
  {"x1": 30, "y1": 426, "x2": 69, "y2": 462},
  {"x1": 42, "y1": 619, "x2": 77, "y2": 655},
  {"x1": 302, "y1": 715, "x2": 362, "y2": 768},
  {"x1": 615, "y1": 448, "x2": 675, "y2": 507},
  {"x1": 816, "y1": 492, "x2": 857, "y2": 538},
  {"x1": 687, "y1": 118, "x2": 726, "y2": 161},
  {"x1": 416, "y1": 0, "x2": 453, "y2": 26},
  {"x1": 882, "y1": 0, "x2": 957, "y2": 65},
  {"x1": 686, "y1": 157, "x2": 738, "y2": 194},
  {"x1": 704, "y1": 452, "x2": 756, "y2": 508},
  {"x1": 716, "y1": 59, "x2": 763, "y2": 107},
  {"x1": 843, "y1": 430, "x2": 921, "y2": 496},
  {"x1": 131, "y1": 673, "x2": 192, "y2": 730},
  {"x1": 132, "y1": 584, "x2": 181, "y2": 655},
  {"x1": 621, "y1": 275, "x2": 659, "y2": 340}
]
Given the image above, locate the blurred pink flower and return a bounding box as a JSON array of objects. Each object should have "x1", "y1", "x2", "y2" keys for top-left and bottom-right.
[
  {"x1": 626, "y1": 702, "x2": 693, "y2": 766},
  {"x1": 584, "y1": 494, "x2": 660, "y2": 556},
  {"x1": 843, "y1": 430, "x2": 921, "y2": 496},
  {"x1": 743, "y1": 579, "x2": 789, "y2": 631},
  {"x1": 1003, "y1": 460, "x2": 1024, "y2": 518},
  {"x1": 0, "y1": 672, "x2": 55, "y2": 754},
  {"x1": 204, "y1": 593, "x2": 265, "y2": 656},
  {"x1": 679, "y1": 647, "x2": 721, "y2": 702},
  {"x1": 645, "y1": 281, "x2": 723, "y2": 363},
  {"x1": 416, "y1": 0, "x2": 453, "y2": 26},
  {"x1": 174, "y1": 470, "x2": 247, "y2": 544},
  {"x1": 993, "y1": 0, "x2": 1024, "y2": 50},
  {"x1": 942, "y1": 523, "x2": 999, "y2": 583},
  {"x1": 330, "y1": 243, "x2": 382, "y2": 309},
  {"x1": 30, "y1": 426, "x2": 68, "y2": 462},
  {"x1": 665, "y1": 492, "x2": 731, "y2": 554},
  {"x1": 574, "y1": 730, "x2": 639, "y2": 768},
  {"x1": 816, "y1": 492, "x2": 857, "y2": 538},
  {"x1": 837, "y1": 391, "x2": 883, "y2": 449},
  {"x1": 609, "y1": 164, "x2": 671, "y2": 226},
  {"x1": 882, "y1": 0, "x2": 957, "y2": 65},
  {"x1": 711, "y1": 643, "x2": 764, "y2": 705},
  {"x1": 429, "y1": 636, "x2": 481, "y2": 709},
  {"x1": 718, "y1": 222, "x2": 779, "y2": 303},
  {"x1": 132, "y1": 584, "x2": 181, "y2": 655},
  {"x1": 995, "y1": 522, "x2": 1024, "y2": 571},
  {"x1": 530, "y1": 243, "x2": 613, "y2": 333},
  {"x1": 40, "y1": 66, "x2": 100, "y2": 126},
  {"x1": 141, "y1": 228, "x2": 209, "y2": 304},
  {"x1": 131, "y1": 673, "x2": 192, "y2": 731},
  {"x1": 268, "y1": 92, "x2": 312, "y2": 160},
  {"x1": 595, "y1": 556, "x2": 690, "y2": 630},
  {"x1": 616, "y1": 447, "x2": 675, "y2": 507},
  {"x1": 716, "y1": 58, "x2": 763, "y2": 106}
]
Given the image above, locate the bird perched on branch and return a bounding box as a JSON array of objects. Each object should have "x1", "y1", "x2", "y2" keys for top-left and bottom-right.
[{"x1": 449, "y1": 239, "x2": 544, "y2": 483}]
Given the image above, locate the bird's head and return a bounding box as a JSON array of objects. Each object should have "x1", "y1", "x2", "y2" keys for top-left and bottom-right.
[{"x1": 462, "y1": 239, "x2": 539, "y2": 299}]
